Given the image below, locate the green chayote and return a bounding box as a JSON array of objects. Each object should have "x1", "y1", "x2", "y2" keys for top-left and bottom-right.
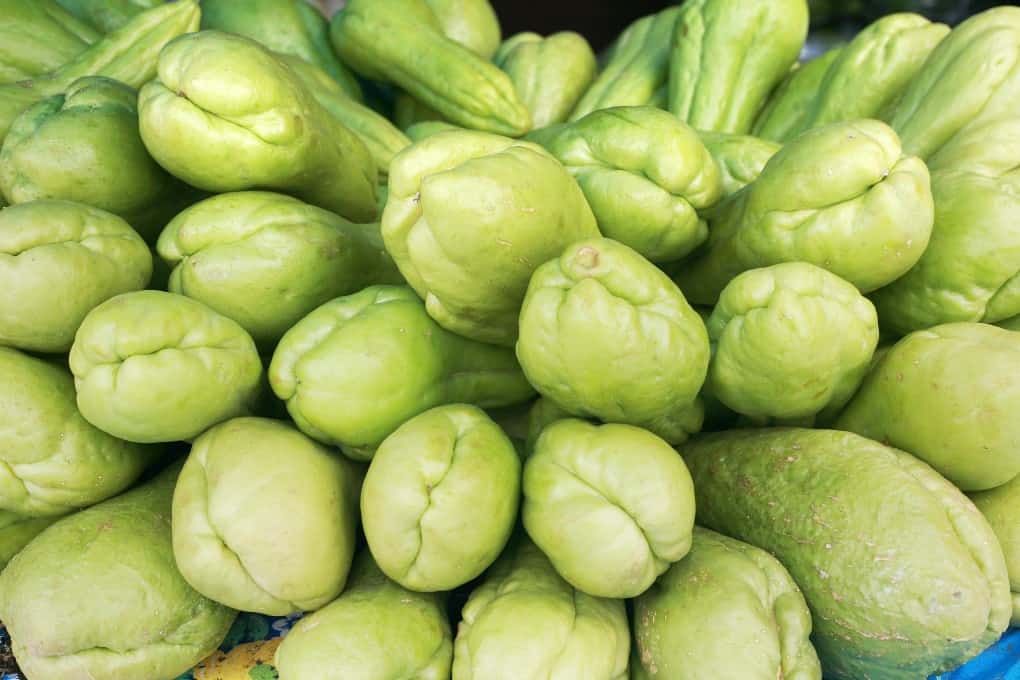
[
  {"x1": 970, "y1": 476, "x2": 1020, "y2": 625},
  {"x1": 836, "y1": 323, "x2": 1020, "y2": 491},
  {"x1": 70, "y1": 290, "x2": 263, "y2": 444},
  {"x1": 392, "y1": 92, "x2": 447, "y2": 130},
  {"x1": 494, "y1": 31, "x2": 597, "y2": 129},
  {"x1": 201, "y1": 0, "x2": 363, "y2": 100},
  {"x1": 517, "y1": 237, "x2": 709, "y2": 444},
  {"x1": 278, "y1": 53, "x2": 410, "y2": 176},
  {"x1": 683, "y1": 428, "x2": 1011, "y2": 680},
  {"x1": 753, "y1": 46, "x2": 843, "y2": 142},
  {"x1": 533, "y1": 107, "x2": 722, "y2": 262},
  {"x1": 707, "y1": 262, "x2": 879, "y2": 422},
  {"x1": 524, "y1": 397, "x2": 573, "y2": 454},
  {"x1": 0, "y1": 463, "x2": 236, "y2": 680},
  {"x1": 362, "y1": 404, "x2": 519, "y2": 592},
  {"x1": 0, "y1": 512, "x2": 57, "y2": 570},
  {"x1": 274, "y1": 551, "x2": 453, "y2": 680},
  {"x1": 698, "y1": 130, "x2": 781, "y2": 197},
  {"x1": 269, "y1": 286, "x2": 535, "y2": 459},
  {"x1": 672, "y1": 119, "x2": 934, "y2": 305},
  {"x1": 632, "y1": 528, "x2": 822, "y2": 680},
  {"x1": 0, "y1": 347, "x2": 156, "y2": 517},
  {"x1": 157, "y1": 191, "x2": 399, "y2": 347},
  {"x1": 0, "y1": 0, "x2": 98, "y2": 84},
  {"x1": 382, "y1": 129, "x2": 599, "y2": 346},
  {"x1": 0, "y1": 0, "x2": 200, "y2": 144},
  {"x1": 1, "y1": 76, "x2": 190, "y2": 241},
  {"x1": 173, "y1": 417, "x2": 359, "y2": 615},
  {"x1": 890, "y1": 7, "x2": 1020, "y2": 160},
  {"x1": 54, "y1": 0, "x2": 161, "y2": 33},
  {"x1": 452, "y1": 537, "x2": 630, "y2": 680},
  {"x1": 570, "y1": 7, "x2": 681, "y2": 121},
  {"x1": 523, "y1": 419, "x2": 696, "y2": 598},
  {"x1": 484, "y1": 401, "x2": 533, "y2": 448},
  {"x1": 779, "y1": 14, "x2": 948, "y2": 141},
  {"x1": 668, "y1": 0, "x2": 808, "y2": 135},
  {"x1": 646, "y1": 83, "x2": 669, "y2": 109},
  {"x1": 425, "y1": 0, "x2": 502, "y2": 59},
  {"x1": 405, "y1": 120, "x2": 462, "y2": 142},
  {"x1": 871, "y1": 118, "x2": 1020, "y2": 334},
  {"x1": 330, "y1": 0, "x2": 529, "y2": 135},
  {"x1": 0, "y1": 200, "x2": 151, "y2": 353},
  {"x1": 139, "y1": 31, "x2": 377, "y2": 222}
]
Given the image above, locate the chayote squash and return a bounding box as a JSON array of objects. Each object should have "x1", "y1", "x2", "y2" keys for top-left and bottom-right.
[
  {"x1": 683, "y1": 427, "x2": 1012, "y2": 680},
  {"x1": 404, "y1": 120, "x2": 462, "y2": 142},
  {"x1": 970, "y1": 475, "x2": 1020, "y2": 626},
  {"x1": 483, "y1": 401, "x2": 533, "y2": 451},
  {"x1": 452, "y1": 537, "x2": 630, "y2": 680},
  {"x1": 778, "y1": 13, "x2": 948, "y2": 141},
  {"x1": 524, "y1": 397, "x2": 573, "y2": 455},
  {"x1": 753, "y1": 46, "x2": 844, "y2": 143},
  {"x1": 668, "y1": 0, "x2": 808, "y2": 135},
  {"x1": 0, "y1": 462, "x2": 236, "y2": 680},
  {"x1": 424, "y1": 0, "x2": 501, "y2": 59},
  {"x1": 173, "y1": 417, "x2": 360, "y2": 615},
  {"x1": 671, "y1": 119, "x2": 934, "y2": 305},
  {"x1": 570, "y1": 7, "x2": 681, "y2": 121},
  {"x1": 516, "y1": 237, "x2": 710, "y2": 444},
  {"x1": 330, "y1": 0, "x2": 529, "y2": 135},
  {"x1": 361, "y1": 404, "x2": 519, "y2": 592},
  {"x1": 632, "y1": 527, "x2": 822, "y2": 680},
  {"x1": 0, "y1": 512, "x2": 57, "y2": 570},
  {"x1": 871, "y1": 117, "x2": 1020, "y2": 334},
  {"x1": 707, "y1": 262, "x2": 879, "y2": 422},
  {"x1": 70, "y1": 290, "x2": 264, "y2": 444},
  {"x1": 531, "y1": 107, "x2": 722, "y2": 263},
  {"x1": 274, "y1": 551, "x2": 452, "y2": 680},
  {"x1": 890, "y1": 6, "x2": 1020, "y2": 160},
  {"x1": 523, "y1": 418, "x2": 696, "y2": 599},
  {"x1": 0, "y1": 346, "x2": 157, "y2": 517},
  {"x1": 836, "y1": 322, "x2": 1020, "y2": 492},
  {"x1": 646, "y1": 83, "x2": 669, "y2": 109},
  {"x1": 278, "y1": 53, "x2": 410, "y2": 176},
  {"x1": 0, "y1": 76, "x2": 191, "y2": 241},
  {"x1": 0, "y1": 0, "x2": 200, "y2": 144},
  {"x1": 157, "y1": 191, "x2": 401, "y2": 347},
  {"x1": 698, "y1": 130, "x2": 781, "y2": 197},
  {"x1": 494, "y1": 31, "x2": 597, "y2": 129},
  {"x1": 0, "y1": 0, "x2": 99, "y2": 84},
  {"x1": 200, "y1": 0, "x2": 363, "y2": 100},
  {"x1": 382, "y1": 129, "x2": 599, "y2": 346},
  {"x1": 138, "y1": 30, "x2": 378, "y2": 223},
  {"x1": 54, "y1": 0, "x2": 160, "y2": 33},
  {"x1": 0, "y1": 200, "x2": 152, "y2": 353},
  {"x1": 392, "y1": 91, "x2": 448, "y2": 129},
  {"x1": 383, "y1": 0, "x2": 501, "y2": 134},
  {"x1": 269, "y1": 286, "x2": 535, "y2": 460}
]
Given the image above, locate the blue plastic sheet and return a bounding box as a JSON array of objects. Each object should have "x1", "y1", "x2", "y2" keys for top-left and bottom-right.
[{"x1": 937, "y1": 629, "x2": 1020, "y2": 680}]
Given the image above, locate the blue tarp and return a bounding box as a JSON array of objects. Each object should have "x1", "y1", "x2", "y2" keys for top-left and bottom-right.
[{"x1": 937, "y1": 628, "x2": 1020, "y2": 680}]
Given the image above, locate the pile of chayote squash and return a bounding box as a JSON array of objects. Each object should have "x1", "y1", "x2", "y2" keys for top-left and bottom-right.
[{"x1": 2, "y1": 0, "x2": 1020, "y2": 678}]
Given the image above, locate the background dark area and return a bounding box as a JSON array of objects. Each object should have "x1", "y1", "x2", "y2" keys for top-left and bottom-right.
[
  {"x1": 489, "y1": 1, "x2": 670, "y2": 51},
  {"x1": 489, "y1": 0, "x2": 1015, "y2": 52}
]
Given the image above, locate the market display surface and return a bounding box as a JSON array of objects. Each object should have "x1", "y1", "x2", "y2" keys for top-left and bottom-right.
[{"x1": 1, "y1": 0, "x2": 1020, "y2": 678}]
